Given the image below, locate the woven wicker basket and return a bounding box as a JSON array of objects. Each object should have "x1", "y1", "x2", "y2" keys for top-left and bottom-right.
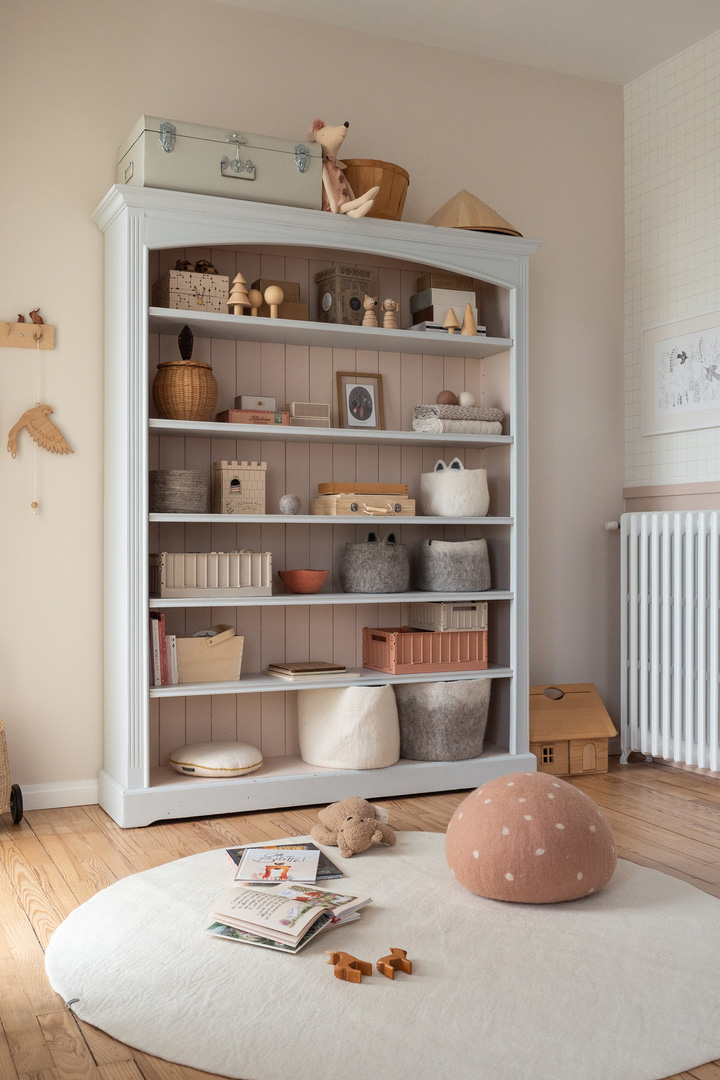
[
  {"x1": 342, "y1": 159, "x2": 409, "y2": 220},
  {"x1": 149, "y1": 470, "x2": 209, "y2": 513},
  {"x1": 0, "y1": 721, "x2": 11, "y2": 815},
  {"x1": 152, "y1": 360, "x2": 218, "y2": 421}
]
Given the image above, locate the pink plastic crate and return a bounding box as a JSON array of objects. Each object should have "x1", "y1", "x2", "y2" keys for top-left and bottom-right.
[{"x1": 362, "y1": 626, "x2": 488, "y2": 675}]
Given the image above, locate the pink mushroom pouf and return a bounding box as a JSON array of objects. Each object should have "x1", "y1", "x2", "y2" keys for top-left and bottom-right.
[{"x1": 445, "y1": 771, "x2": 616, "y2": 903}]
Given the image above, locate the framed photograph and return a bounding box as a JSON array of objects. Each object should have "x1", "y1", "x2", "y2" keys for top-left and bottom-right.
[
  {"x1": 643, "y1": 311, "x2": 720, "y2": 435},
  {"x1": 336, "y1": 371, "x2": 385, "y2": 430}
]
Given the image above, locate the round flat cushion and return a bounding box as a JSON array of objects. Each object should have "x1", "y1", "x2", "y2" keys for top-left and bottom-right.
[
  {"x1": 445, "y1": 771, "x2": 617, "y2": 903},
  {"x1": 168, "y1": 741, "x2": 263, "y2": 778}
]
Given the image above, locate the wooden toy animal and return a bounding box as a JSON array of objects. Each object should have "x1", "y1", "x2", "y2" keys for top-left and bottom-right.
[
  {"x1": 29, "y1": 308, "x2": 43, "y2": 325},
  {"x1": 376, "y1": 948, "x2": 413, "y2": 979},
  {"x1": 307, "y1": 120, "x2": 379, "y2": 219},
  {"x1": 7, "y1": 403, "x2": 73, "y2": 458},
  {"x1": 362, "y1": 295, "x2": 378, "y2": 326},
  {"x1": 326, "y1": 950, "x2": 373, "y2": 983}
]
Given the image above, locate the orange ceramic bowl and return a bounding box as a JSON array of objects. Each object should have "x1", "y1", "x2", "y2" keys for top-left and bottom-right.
[{"x1": 278, "y1": 569, "x2": 329, "y2": 594}]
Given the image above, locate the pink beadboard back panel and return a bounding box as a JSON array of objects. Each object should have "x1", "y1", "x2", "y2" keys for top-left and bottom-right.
[{"x1": 146, "y1": 246, "x2": 511, "y2": 768}]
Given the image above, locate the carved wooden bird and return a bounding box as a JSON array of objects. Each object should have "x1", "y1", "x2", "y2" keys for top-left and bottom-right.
[
  {"x1": 29, "y1": 308, "x2": 44, "y2": 325},
  {"x1": 7, "y1": 403, "x2": 73, "y2": 459}
]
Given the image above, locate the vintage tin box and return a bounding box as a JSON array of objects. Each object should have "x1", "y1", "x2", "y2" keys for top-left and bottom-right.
[
  {"x1": 117, "y1": 116, "x2": 322, "y2": 210},
  {"x1": 152, "y1": 269, "x2": 229, "y2": 312}
]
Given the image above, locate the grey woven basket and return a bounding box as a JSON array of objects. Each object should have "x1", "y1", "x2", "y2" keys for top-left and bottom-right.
[{"x1": 149, "y1": 470, "x2": 209, "y2": 514}]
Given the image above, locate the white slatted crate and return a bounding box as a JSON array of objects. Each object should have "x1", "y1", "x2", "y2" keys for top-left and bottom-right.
[
  {"x1": 150, "y1": 551, "x2": 272, "y2": 597},
  {"x1": 406, "y1": 600, "x2": 488, "y2": 632}
]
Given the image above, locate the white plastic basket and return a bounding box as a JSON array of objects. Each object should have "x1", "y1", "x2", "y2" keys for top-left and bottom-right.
[{"x1": 406, "y1": 600, "x2": 488, "y2": 632}]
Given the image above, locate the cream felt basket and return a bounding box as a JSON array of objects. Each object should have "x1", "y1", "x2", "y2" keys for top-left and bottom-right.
[{"x1": 175, "y1": 625, "x2": 244, "y2": 684}]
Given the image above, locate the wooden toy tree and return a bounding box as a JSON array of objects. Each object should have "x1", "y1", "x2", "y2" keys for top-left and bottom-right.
[
  {"x1": 444, "y1": 308, "x2": 460, "y2": 334},
  {"x1": 460, "y1": 303, "x2": 477, "y2": 336},
  {"x1": 227, "y1": 273, "x2": 250, "y2": 315}
]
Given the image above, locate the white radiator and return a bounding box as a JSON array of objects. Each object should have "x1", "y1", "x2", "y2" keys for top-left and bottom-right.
[{"x1": 621, "y1": 511, "x2": 720, "y2": 770}]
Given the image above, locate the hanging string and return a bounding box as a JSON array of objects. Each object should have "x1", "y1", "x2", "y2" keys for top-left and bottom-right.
[{"x1": 31, "y1": 335, "x2": 41, "y2": 514}]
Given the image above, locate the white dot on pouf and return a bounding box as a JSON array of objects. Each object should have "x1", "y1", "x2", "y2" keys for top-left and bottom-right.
[
  {"x1": 168, "y1": 741, "x2": 262, "y2": 778},
  {"x1": 445, "y1": 772, "x2": 616, "y2": 903}
]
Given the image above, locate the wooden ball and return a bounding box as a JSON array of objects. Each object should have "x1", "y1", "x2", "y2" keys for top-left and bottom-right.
[
  {"x1": 436, "y1": 390, "x2": 458, "y2": 406},
  {"x1": 264, "y1": 286, "x2": 284, "y2": 306},
  {"x1": 248, "y1": 289, "x2": 263, "y2": 309},
  {"x1": 458, "y1": 391, "x2": 476, "y2": 407}
]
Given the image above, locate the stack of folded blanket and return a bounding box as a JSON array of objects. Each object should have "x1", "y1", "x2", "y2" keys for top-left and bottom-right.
[{"x1": 412, "y1": 403, "x2": 504, "y2": 435}]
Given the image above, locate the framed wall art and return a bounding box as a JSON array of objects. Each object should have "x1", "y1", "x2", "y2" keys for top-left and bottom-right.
[
  {"x1": 643, "y1": 310, "x2": 720, "y2": 435},
  {"x1": 336, "y1": 371, "x2": 385, "y2": 430}
]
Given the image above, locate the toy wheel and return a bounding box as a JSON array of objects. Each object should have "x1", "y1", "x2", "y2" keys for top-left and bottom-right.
[{"x1": 9, "y1": 784, "x2": 22, "y2": 824}]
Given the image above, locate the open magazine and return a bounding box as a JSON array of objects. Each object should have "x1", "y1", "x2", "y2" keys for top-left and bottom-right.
[{"x1": 207, "y1": 881, "x2": 371, "y2": 954}]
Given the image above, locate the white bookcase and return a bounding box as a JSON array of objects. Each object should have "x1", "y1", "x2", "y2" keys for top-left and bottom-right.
[{"x1": 93, "y1": 184, "x2": 541, "y2": 827}]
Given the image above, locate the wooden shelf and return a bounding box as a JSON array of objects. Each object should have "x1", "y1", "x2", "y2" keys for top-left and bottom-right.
[
  {"x1": 149, "y1": 664, "x2": 513, "y2": 697},
  {"x1": 149, "y1": 418, "x2": 513, "y2": 448},
  {"x1": 148, "y1": 307, "x2": 513, "y2": 359},
  {"x1": 150, "y1": 512, "x2": 513, "y2": 525},
  {"x1": 149, "y1": 589, "x2": 514, "y2": 609}
]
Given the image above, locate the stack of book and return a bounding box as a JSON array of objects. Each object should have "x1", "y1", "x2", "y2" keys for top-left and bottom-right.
[
  {"x1": 264, "y1": 661, "x2": 357, "y2": 681},
  {"x1": 407, "y1": 271, "x2": 485, "y2": 334},
  {"x1": 207, "y1": 840, "x2": 372, "y2": 953},
  {"x1": 149, "y1": 612, "x2": 178, "y2": 686}
]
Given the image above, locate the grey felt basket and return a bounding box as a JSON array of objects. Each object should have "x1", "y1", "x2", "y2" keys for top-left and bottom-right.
[
  {"x1": 338, "y1": 532, "x2": 410, "y2": 593},
  {"x1": 394, "y1": 678, "x2": 491, "y2": 761},
  {"x1": 415, "y1": 538, "x2": 491, "y2": 592}
]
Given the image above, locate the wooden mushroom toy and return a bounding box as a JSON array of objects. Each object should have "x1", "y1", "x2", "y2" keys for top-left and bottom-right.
[{"x1": 264, "y1": 285, "x2": 284, "y2": 319}]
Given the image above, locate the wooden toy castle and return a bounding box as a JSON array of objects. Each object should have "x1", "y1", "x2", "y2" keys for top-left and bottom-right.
[
  {"x1": 529, "y1": 683, "x2": 617, "y2": 777},
  {"x1": 212, "y1": 460, "x2": 267, "y2": 514}
]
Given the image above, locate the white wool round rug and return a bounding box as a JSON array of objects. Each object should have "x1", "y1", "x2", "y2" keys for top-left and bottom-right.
[{"x1": 45, "y1": 831, "x2": 720, "y2": 1080}]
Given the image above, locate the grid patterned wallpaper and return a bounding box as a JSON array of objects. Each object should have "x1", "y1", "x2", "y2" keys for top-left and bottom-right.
[{"x1": 625, "y1": 32, "x2": 720, "y2": 488}]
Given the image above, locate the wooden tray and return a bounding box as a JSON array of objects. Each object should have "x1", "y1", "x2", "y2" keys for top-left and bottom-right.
[{"x1": 317, "y1": 482, "x2": 408, "y2": 495}]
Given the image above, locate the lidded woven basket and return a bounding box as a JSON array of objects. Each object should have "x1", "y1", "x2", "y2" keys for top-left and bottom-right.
[
  {"x1": 153, "y1": 360, "x2": 218, "y2": 421},
  {"x1": 152, "y1": 322, "x2": 218, "y2": 421}
]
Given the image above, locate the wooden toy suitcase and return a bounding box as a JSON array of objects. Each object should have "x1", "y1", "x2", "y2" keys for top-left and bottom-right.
[{"x1": 117, "y1": 116, "x2": 323, "y2": 210}]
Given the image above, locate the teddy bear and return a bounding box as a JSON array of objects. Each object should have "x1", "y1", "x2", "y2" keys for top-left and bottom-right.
[
  {"x1": 306, "y1": 120, "x2": 380, "y2": 219},
  {"x1": 311, "y1": 795, "x2": 396, "y2": 857}
]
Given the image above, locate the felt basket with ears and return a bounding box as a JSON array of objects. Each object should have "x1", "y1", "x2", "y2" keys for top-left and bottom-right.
[
  {"x1": 420, "y1": 457, "x2": 490, "y2": 517},
  {"x1": 338, "y1": 532, "x2": 410, "y2": 593}
]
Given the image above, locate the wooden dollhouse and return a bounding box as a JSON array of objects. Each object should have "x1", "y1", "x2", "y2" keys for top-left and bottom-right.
[{"x1": 529, "y1": 683, "x2": 617, "y2": 777}]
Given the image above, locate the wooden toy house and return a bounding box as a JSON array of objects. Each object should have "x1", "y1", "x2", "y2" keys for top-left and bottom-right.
[
  {"x1": 212, "y1": 460, "x2": 266, "y2": 514},
  {"x1": 529, "y1": 683, "x2": 617, "y2": 777}
]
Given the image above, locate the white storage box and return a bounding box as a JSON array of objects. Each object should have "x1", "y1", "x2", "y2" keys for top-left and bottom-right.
[
  {"x1": 117, "y1": 116, "x2": 322, "y2": 210},
  {"x1": 150, "y1": 551, "x2": 272, "y2": 597},
  {"x1": 407, "y1": 600, "x2": 489, "y2": 632},
  {"x1": 152, "y1": 269, "x2": 229, "y2": 313}
]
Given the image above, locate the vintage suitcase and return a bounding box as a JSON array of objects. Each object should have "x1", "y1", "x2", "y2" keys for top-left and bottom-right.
[
  {"x1": 311, "y1": 493, "x2": 416, "y2": 516},
  {"x1": 117, "y1": 116, "x2": 323, "y2": 210}
]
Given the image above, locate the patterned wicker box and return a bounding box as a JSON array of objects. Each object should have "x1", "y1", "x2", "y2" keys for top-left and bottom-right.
[
  {"x1": 152, "y1": 270, "x2": 229, "y2": 313},
  {"x1": 362, "y1": 626, "x2": 488, "y2": 674}
]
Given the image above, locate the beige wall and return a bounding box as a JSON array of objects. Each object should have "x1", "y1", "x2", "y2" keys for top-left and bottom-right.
[{"x1": 0, "y1": 0, "x2": 624, "y2": 805}]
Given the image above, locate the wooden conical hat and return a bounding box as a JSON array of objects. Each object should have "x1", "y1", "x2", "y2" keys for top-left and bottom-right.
[{"x1": 425, "y1": 189, "x2": 522, "y2": 236}]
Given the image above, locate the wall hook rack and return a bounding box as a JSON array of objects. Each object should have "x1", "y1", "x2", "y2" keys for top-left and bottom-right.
[{"x1": 0, "y1": 322, "x2": 55, "y2": 350}]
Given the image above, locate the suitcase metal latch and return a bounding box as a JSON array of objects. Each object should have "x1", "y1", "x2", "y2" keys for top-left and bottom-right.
[
  {"x1": 294, "y1": 144, "x2": 310, "y2": 173},
  {"x1": 221, "y1": 133, "x2": 256, "y2": 181},
  {"x1": 158, "y1": 122, "x2": 176, "y2": 153}
]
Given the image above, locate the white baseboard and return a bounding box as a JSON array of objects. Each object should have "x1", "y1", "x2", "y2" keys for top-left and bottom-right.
[{"x1": 18, "y1": 779, "x2": 99, "y2": 811}]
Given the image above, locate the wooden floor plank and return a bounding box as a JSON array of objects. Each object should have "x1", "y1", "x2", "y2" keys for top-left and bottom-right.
[{"x1": 4, "y1": 762, "x2": 720, "y2": 1080}]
